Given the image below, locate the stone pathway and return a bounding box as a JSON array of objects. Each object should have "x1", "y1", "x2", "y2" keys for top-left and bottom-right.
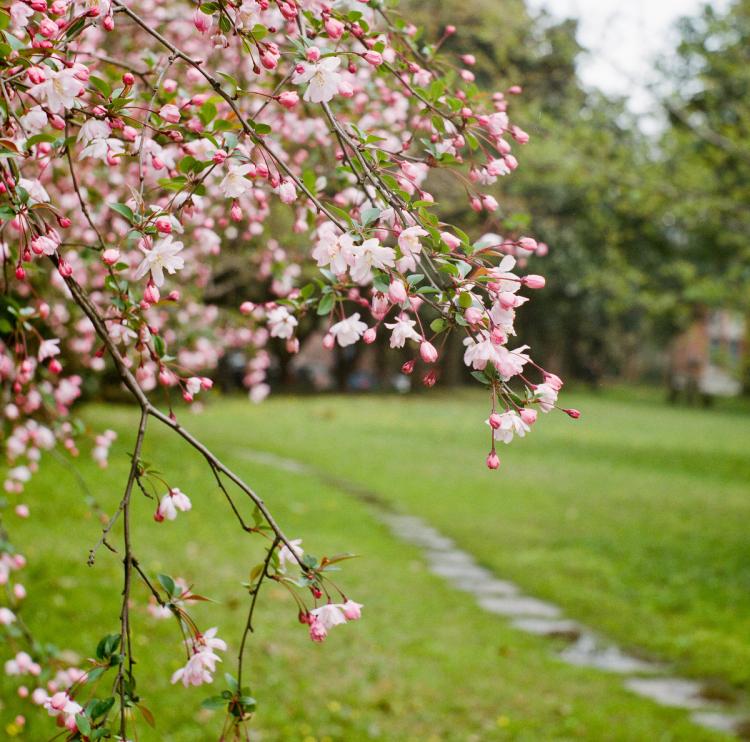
[{"x1": 238, "y1": 448, "x2": 749, "y2": 739}]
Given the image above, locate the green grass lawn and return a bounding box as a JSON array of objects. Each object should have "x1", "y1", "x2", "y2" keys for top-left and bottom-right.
[{"x1": 1, "y1": 386, "x2": 748, "y2": 740}]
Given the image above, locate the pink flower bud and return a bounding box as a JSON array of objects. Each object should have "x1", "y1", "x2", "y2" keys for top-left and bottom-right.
[
  {"x1": 102, "y1": 248, "x2": 120, "y2": 265},
  {"x1": 388, "y1": 280, "x2": 407, "y2": 304},
  {"x1": 564, "y1": 408, "x2": 581, "y2": 419},
  {"x1": 309, "y1": 619, "x2": 327, "y2": 642},
  {"x1": 325, "y1": 17, "x2": 344, "y2": 39},
  {"x1": 286, "y1": 337, "x2": 300, "y2": 354},
  {"x1": 401, "y1": 359, "x2": 415, "y2": 375},
  {"x1": 363, "y1": 51, "x2": 383, "y2": 66},
  {"x1": 48, "y1": 359, "x2": 62, "y2": 374},
  {"x1": 511, "y1": 125, "x2": 529, "y2": 144},
  {"x1": 482, "y1": 195, "x2": 499, "y2": 212},
  {"x1": 489, "y1": 412, "x2": 502, "y2": 429},
  {"x1": 363, "y1": 328, "x2": 376, "y2": 344},
  {"x1": 122, "y1": 72, "x2": 135, "y2": 86},
  {"x1": 212, "y1": 149, "x2": 228, "y2": 164},
  {"x1": 440, "y1": 231, "x2": 461, "y2": 250},
  {"x1": 522, "y1": 274, "x2": 545, "y2": 289},
  {"x1": 155, "y1": 217, "x2": 172, "y2": 234},
  {"x1": 159, "y1": 104, "x2": 181, "y2": 124},
  {"x1": 486, "y1": 451, "x2": 500, "y2": 470},
  {"x1": 306, "y1": 46, "x2": 321, "y2": 62},
  {"x1": 27, "y1": 67, "x2": 46, "y2": 84},
  {"x1": 278, "y1": 91, "x2": 299, "y2": 109},
  {"x1": 322, "y1": 333, "x2": 335, "y2": 350},
  {"x1": 445, "y1": 24, "x2": 456, "y2": 35},
  {"x1": 39, "y1": 18, "x2": 58, "y2": 38},
  {"x1": 422, "y1": 370, "x2": 438, "y2": 388},
  {"x1": 338, "y1": 81, "x2": 354, "y2": 98},
  {"x1": 518, "y1": 236, "x2": 538, "y2": 252},
  {"x1": 260, "y1": 52, "x2": 278, "y2": 70},
  {"x1": 419, "y1": 341, "x2": 438, "y2": 364},
  {"x1": 240, "y1": 301, "x2": 255, "y2": 315},
  {"x1": 144, "y1": 282, "x2": 160, "y2": 304},
  {"x1": 519, "y1": 408, "x2": 537, "y2": 425},
  {"x1": 278, "y1": 179, "x2": 296, "y2": 204},
  {"x1": 193, "y1": 8, "x2": 213, "y2": 33}
]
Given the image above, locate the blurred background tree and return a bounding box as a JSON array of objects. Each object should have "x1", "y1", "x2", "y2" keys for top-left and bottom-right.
[{"x1": 403, "y1": 0, "x2": 749, "y2": 388}]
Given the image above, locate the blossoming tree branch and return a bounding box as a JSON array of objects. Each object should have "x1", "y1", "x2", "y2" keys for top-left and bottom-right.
[{"x1": 0, "y1": 0, "x2": 576, "y2": 737}]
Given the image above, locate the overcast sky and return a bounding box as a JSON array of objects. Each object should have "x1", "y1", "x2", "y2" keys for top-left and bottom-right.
[{"x1": 527, "y1": 0, "x2": 729, "y2": 116}]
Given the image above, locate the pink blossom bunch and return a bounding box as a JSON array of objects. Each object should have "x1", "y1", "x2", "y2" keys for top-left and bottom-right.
[{"x1": 0, "y1": 0, "x2": 573, "y2": 734}]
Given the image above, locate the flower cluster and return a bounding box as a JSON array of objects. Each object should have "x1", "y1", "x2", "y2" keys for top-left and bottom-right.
[
  {"x1": 0, "y1": 0, "x2": 572, "y2": 735},
  {"x1": 171, "y1": 628, "x2": 227, "y2": 688}
]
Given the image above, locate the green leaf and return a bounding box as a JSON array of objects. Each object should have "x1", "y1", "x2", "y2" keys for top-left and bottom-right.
[
  {"x1": 153, "y1": 334, "x2": 166, "y2": 357},
  {"x1": 89, "y1": 75, "x2": 112, "y2": 98},
  {"x1": 201, "y1": 695, "x2": 228, "y2": 710},
  {"x1": 316, "y1": 292, "x2": 335, "y2": 316},
  {"x1": 108, "y1": 203, "x2": 135, "y2": 223},
  {"x1": 76, "y1": 713, "x2": 92, "y2": 736},
  {"x1": 85, "y1": 666, "x2": 108, "y2": 684},
  {"x1": 96, "y1": 633, "x2": 121, "y2": 660},
  {"x1": 361, "y1": 207, "x2": 381, "y2": 227},
  {"x1": 470, "y1": 370, "x2": 490, "y2": 385},
  {"x1": 224, "y1": 673, "x2": 239, "y2": 692},
  {"x1": 157, "y1": 573, "x2": 176, "y2": 597},
  {"x1": 372, "y1": 272, "x2": 390, "y2": 294},
  {"x1": 88, "y1": 696, "x2": 115, "y2": 720}
]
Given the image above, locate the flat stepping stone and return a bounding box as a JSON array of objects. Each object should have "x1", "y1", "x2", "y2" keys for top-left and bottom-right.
[
  {"x1": 561, "y1": 634, "x2": 661, "y2": 674},
  {"x1": 241, "y1": 449, "x2": 309, "y2": 473},
  {"x1": 380, "y1": 516, "x2": 455, "y2": 550},
  {"x1": 463, "y1": 578, "x2": 519, "y2": 597},
  {"x1": 512, "y1": 617, "x2": 583, "y2": 640},
  {"x1": 625, "y1": 678, "x2": 707, "y2": 709},
  {"x1": 477, "y1": 595, "x2": 560, "y2": 618},
  {"x1": 428, "y1": 561, "x2": 494, "y2": 581},
  {"x1": 691, "y1": 711, "x2": 747, "y2": 735}
]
